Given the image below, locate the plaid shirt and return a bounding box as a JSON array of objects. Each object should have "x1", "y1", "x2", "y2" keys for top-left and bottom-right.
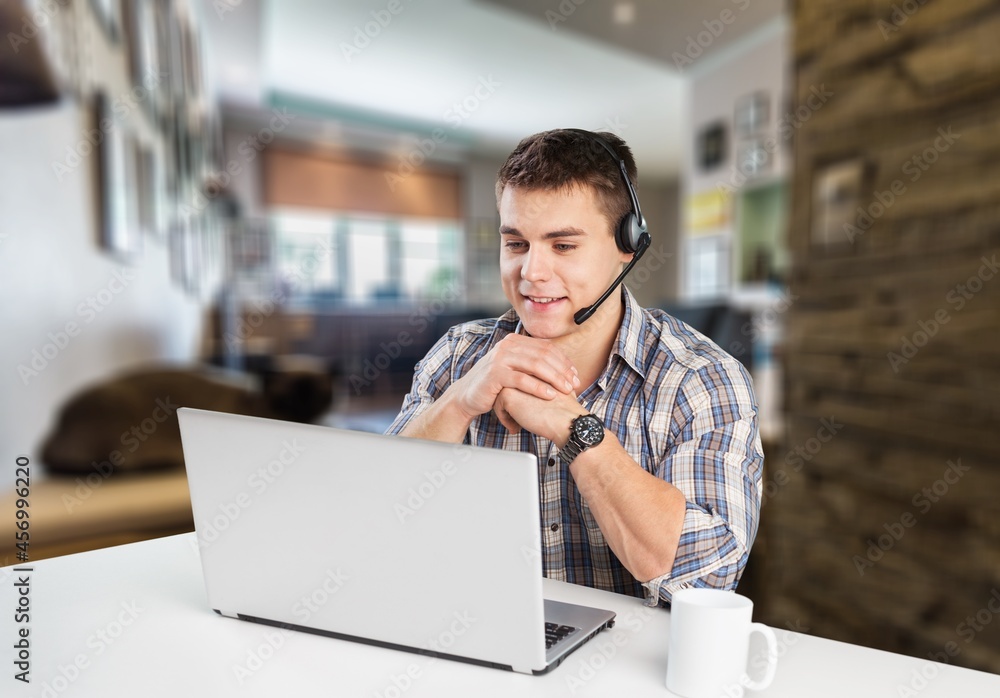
[{"x1": 386, "y1": 286, "x2": 764, "y2": 605}]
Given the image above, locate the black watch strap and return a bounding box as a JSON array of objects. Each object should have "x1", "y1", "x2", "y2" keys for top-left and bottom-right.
[{"x1": 559, "y1": 438, "x2": 584, "y2": 464}]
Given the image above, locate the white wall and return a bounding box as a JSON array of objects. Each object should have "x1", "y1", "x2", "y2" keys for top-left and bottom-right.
[
  {"x1": 0, "y1": 103, "x2": 204, "y2": 473},
  {"x1": 678, "y1": 17, "x2": 790, "y2": 300},
  {"x1": 687, "y1": 18, "x2": 791, "y2": 196},
  {"x1": 633, "y1": 179, "x2": 681, "y2": 306}
]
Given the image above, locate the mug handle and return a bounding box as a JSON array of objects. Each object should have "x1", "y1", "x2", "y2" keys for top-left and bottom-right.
[{"x1": 744, "y1": 623, "x2": 778, "y2": 691}]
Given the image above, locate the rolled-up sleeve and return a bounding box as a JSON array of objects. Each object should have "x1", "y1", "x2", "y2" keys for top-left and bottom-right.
[{"x1": 646, "y1": 360, "x2": 764, "y2": 604}]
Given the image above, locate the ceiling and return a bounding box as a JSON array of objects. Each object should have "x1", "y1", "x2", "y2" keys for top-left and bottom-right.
[
  {"x1": 198, "y1": 0, "x2": 786, "y2": 182},
  {"x1": 480, "y1": 0, "x2": 785, "y2": 69}
]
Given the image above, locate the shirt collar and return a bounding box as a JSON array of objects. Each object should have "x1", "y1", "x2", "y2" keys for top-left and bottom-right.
[
  {"x1": 495, "y1": 285, "x2": 649, "y2": 380},
  {"x1": 614, "y1": 284, "x2": 649, "y2": 379}
]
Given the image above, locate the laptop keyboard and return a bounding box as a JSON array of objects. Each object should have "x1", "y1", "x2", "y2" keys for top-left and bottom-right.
[{"x1": 545, "y1": 622, "x2": 578, "y2": 650}]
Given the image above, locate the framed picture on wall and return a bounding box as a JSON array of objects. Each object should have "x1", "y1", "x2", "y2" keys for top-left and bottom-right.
[
  {"x1": 697, "y1": 121, "x2": 727, "y2": 172},
  {"x1": 19, "y1": 0, "x2": 81, "y2": 99},
  {"x1": 736, "y1": 138, "x2": 772, "y2": 178},
  {"x1": 169, "y1": 218, "x2": 201, "y2": 295},
  {"x1": 89, "y1": 0, "x2": 122, "y2": 44},
  {"x1": 178, "y1": 14, "x2": 203, "y2": 104},
  {"x1": 135, "y1": 143, "x2": 164, "y2": 242},
  {"x1": 123, "y1": 0, "x2": 161, "y2": 118},
  {"x1": 94, "y1": 91, "x2": 142, "y2": 261},
  {"x1": 152, "y1": 0, "x2": 176, "y2": 127},
  {"x1": 811, "y1": 158, "x2": 868, "y2": 249},
  {"x1": 734, "y1": 91, "x2": 770, "y2": 137}
]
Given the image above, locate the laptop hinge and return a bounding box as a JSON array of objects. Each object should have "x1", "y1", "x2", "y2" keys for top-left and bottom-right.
[{"x1": 213, "y1": 608, "x2": 239, "y2": 619}]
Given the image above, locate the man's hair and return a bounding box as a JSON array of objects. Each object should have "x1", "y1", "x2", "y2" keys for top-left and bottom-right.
[{"x1": 495, "y1": 129, "x2": 638, "y2": 236}]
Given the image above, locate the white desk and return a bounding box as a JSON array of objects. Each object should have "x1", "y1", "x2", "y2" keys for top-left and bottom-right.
[{"x1": 2, "y1": 533, "x2": 998, "y2": 697}]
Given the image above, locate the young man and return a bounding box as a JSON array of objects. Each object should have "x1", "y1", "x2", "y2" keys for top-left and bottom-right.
[{"x1": 386, "y1": 129, "x2": 764, "y2": 606}]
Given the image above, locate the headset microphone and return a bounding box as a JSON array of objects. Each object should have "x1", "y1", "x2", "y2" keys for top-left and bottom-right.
[
  {"x1": 566, "y1": 129, "x2": 651, "y2": 325},
  {"x1": 574, "y1": 234, "x2": 650, "y2": 324}
]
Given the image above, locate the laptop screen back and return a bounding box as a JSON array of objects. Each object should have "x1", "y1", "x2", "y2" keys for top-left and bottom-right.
[{"x1": 178, "y1": 407, "x2": 548, "y2": 672}]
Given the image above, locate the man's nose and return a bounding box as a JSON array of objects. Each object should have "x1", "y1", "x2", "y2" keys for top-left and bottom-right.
[{"x1": 521, "y1": 248, "x2": 552, "y2": 282}]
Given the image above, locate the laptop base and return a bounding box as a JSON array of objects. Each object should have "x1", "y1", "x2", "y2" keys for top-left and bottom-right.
[{"x1": 212, "y1": 602, "x2": 616, "y2": 675}]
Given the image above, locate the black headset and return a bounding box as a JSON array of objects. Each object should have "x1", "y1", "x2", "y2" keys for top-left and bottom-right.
[{"x1": 563, "y1": 129, "x2": 652, "y2": 324}]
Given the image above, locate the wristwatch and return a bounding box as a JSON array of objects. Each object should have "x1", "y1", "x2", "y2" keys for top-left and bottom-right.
[{"x1": 558, "y1": 414, "x2": 605, "y2": 465}]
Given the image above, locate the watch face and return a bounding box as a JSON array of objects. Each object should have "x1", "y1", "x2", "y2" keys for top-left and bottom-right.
[{"x1": 575, "y1": 415, "x2": 605, "y2": 446}]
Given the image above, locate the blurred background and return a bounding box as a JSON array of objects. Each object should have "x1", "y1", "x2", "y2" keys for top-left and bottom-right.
[{"x1": 1, "y1": 0, "x2": 998, "y2": 674}]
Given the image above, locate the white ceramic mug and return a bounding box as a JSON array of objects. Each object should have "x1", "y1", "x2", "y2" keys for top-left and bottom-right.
[{"x1": 666, "y1": 589, "x2": 778, "y2": 698}]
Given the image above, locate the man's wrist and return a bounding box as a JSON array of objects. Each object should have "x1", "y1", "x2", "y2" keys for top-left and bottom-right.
[
  {"x1": 436, "y1": 388, "x2": 478, "y2": 430},
  {"x1": 552, "y1": 405, "x2": 591, "y2": 449},
  {"x1": 556, "y1": 411, "x2": 607, "y2": 469}
]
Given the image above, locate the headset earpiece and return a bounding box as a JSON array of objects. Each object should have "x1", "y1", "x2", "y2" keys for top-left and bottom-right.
[
  {"x1": 615, "y1": 213, "x2": 635, "y2": 254},
  {"x1": 616, "y1": 212, "x2": 648, "y2": 255},
  {"x1": 564, "y1": 129, "x2": 647, "y2": 254},
  {"x1": 564, "y1": 128, "x2": 653, "y2": 325}
]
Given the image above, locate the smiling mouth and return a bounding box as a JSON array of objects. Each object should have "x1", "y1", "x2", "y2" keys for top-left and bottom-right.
[{"x1": 525, "y1": 296, "x2": 565, "y2": 304}]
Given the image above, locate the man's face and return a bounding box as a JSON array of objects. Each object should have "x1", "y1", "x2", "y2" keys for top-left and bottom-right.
[{"x1": 498, "y1": 185, "x2": 632, "y2": 341}]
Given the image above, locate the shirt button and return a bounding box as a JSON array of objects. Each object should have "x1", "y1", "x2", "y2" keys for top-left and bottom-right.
[
  {"x1": 547, "y1": 458, "x2": 555, "y2": 467},
  {"x1": 550, "y1": 523, "x2": 559, "y2": 532}
]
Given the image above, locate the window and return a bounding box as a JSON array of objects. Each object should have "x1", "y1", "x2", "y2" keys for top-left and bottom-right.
[
  {"x1": 270, "y1": 209, "x2": 461, "y2": 306},
  {"x1": 400, "y1": 220, "x2": 461, "y2": 298},
  {"x1": 273, "y1": 211, "x2": 338, "y2": 297}
]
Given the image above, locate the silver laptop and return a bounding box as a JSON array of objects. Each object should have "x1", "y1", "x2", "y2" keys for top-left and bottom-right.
[{"x1": 178, "y1": 407, "x2": 616, "y2": 675}]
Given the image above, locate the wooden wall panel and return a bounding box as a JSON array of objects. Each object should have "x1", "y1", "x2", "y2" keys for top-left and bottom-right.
[{"x1": 764, "y1": 0, "x2": 1000, "y2": 674}]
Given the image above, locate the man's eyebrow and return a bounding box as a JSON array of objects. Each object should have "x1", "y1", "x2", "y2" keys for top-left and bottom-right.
[{"x1": 499, "y1": 226, "x2": 587, "y2": 239}]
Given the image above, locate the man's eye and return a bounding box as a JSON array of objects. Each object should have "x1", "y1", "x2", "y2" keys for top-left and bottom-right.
[
  {"x1": 554, "y1": 244, "x2": 576, "y2": 252},
  {"x1": 505, "y1": 241, "x2": 526, "y2": 251}
]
